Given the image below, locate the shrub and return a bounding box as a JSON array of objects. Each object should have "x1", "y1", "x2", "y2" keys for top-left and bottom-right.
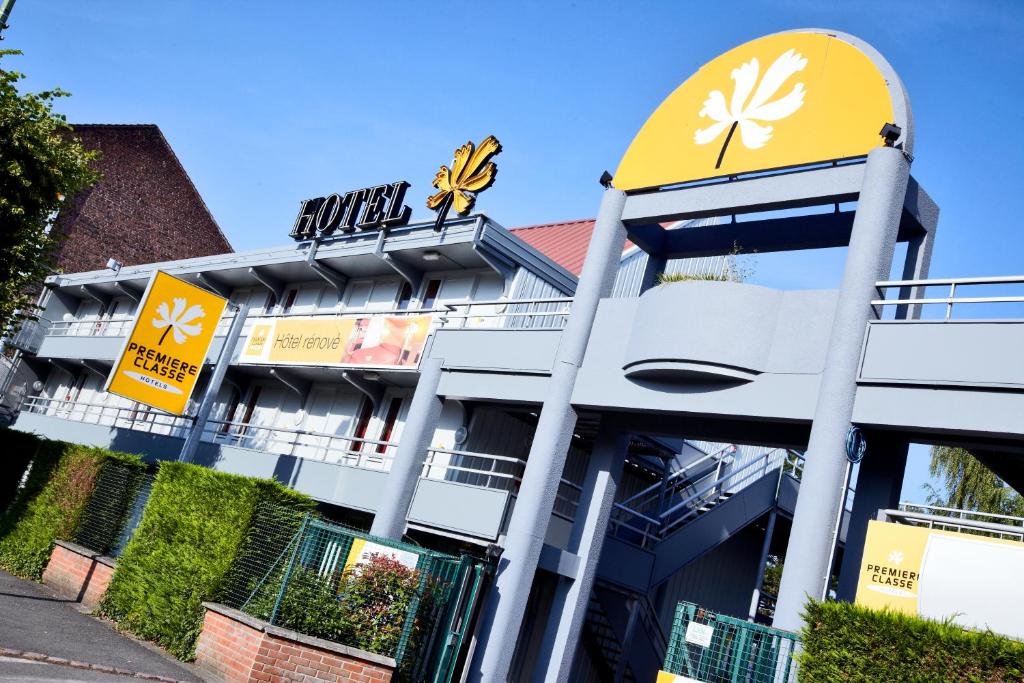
[
  {"x1": 246, "y1": 553, "x2": 429, "y2": 659},
  {"x1": 799, "y1": 600, "x2": 1024, "y2": 682},
  {"x1": 0, "y1": 440, "x2": 142, "y2": 578},
  {"x1": 0, "y1": 428, "x2": 41, "y2": 513},
  {"x1": 100, "y1": 462, "x2": 314, "y2": 660}
]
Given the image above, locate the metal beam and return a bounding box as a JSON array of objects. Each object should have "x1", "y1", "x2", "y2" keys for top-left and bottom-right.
[
  {"x1": 193, "y1": 272, "x2": 232, "y2": 298},
  {"x1": 661, "y1": 211, "x2": 856, "y2": 258},
  {"x1": 305, "y1": 241, "x2": 348, "y2": 292},
  {"x1": 268, "y1": 368, "x2": 311, "y2": 401},
  {"x1": 79, "y1": 284, "x2": 111, "y2": 308},
  {"x1": 248, "y1": 266, "x2": 285, "y2": 303},
  {"x1": 113, "y1": 280, "x2": 145, "y2": 303},
  {"x1": 374, "y1": 231, "x2": 422, "y2": 292},
  {"x1": 341, "y1": 370, "x2": 383, "y2": 408},
  {"x1": 621, "y1": 163, "x2": 866, "y2": 224},
  {"x1": 472, "y1": 217, "x2": 515, "y2": 294}
]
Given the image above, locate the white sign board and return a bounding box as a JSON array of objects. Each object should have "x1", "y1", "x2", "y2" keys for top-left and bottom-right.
[{"x1": 684, "y1": 621, "x2": 715, "y2": 648}]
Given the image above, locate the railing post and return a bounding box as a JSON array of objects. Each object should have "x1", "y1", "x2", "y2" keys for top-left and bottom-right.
[
  {"x1": 946, "y1": 282, "x2": 956, "y2": 320},
  {"x1": 270, "y1": 512, "x2": 308, "y2": 625}
]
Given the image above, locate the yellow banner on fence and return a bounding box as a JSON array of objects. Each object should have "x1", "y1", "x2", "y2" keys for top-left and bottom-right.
[
  {"x1": 105, "y1": 271, "x2": 228, "y2": 415},
  {"x1": 239, "y1": 314, "x2": 432, "y2": 369}
]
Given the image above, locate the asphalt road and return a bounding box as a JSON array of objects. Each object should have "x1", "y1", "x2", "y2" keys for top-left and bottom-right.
[{"x1": 0, "y1": 571, "x2": 203, "y2": 683}]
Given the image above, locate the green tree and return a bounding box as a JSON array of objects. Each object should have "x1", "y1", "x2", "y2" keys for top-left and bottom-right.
[
  {"x1": 925, "y1": 445, "x2": 1024, "y2": 515},
  {"x1": 0, "y1": 49, "x2": 99, "y2": 332}
]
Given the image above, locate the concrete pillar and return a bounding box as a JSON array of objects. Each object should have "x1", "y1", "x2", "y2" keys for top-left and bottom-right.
[
  {"x1": 835, "y1": 435, "x2": 909, "y2": 601},
  {"x1": 533, "y1": 421, "x2": 629, "y2": 683},
  {"x1": 369, "y1": 356, "x2": 443, "y2": 538},
  {"x1": 467, "y1": 188, "x2": 628, "y2": 682},
  {"x1": 772, "y1": 147, "x2": 910, "y2": 632}
]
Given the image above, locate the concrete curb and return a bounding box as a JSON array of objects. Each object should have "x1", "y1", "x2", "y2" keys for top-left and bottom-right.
[{"x1": 0, "y1": 648, "x2": 194, "y2": 683}]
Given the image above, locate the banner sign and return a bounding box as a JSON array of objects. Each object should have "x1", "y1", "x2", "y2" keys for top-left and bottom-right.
[
  {"x1": 657, "y1": 672, "x2": 704, "y2": 683},
  {"x1": 105, "y1": 271, "x2": 228, "y2": 415},
  {"x1": 239, "y1": 314, "x2": 432, "y2": 369},
  {"x1": 342, "y1": 539, "x2": 419, "y2": 577},
  {"x1": 856, "y1": 520, "x2": 1024, "y2": 640}
]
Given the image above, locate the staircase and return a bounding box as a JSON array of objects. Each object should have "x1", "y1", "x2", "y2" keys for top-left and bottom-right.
[{"x1": 580, "y1": 447, "x2": 805, "y2": 681}]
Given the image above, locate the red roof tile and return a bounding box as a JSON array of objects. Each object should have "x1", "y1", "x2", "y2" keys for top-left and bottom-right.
[{"x1": 510, "y1": 219, "x2": 639, "y2": 276}]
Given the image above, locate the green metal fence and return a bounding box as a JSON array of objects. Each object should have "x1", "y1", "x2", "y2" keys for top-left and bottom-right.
[
  {"x1": 662, "y1": 602, "x2": 799, "y2": 683},
  {"x1": 221, "y1": 502, "x2": 488, "y2": 682},
  {"x1": 73, "y1": 463, "x2": 149, "y2": 557}
]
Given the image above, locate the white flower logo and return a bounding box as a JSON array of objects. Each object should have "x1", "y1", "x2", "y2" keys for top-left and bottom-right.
[
  {"x1": 694, "y1": 49, "x2": 808, "y2": 169},
  {"x1": 887, "y1": 550, "x2": 904, "y2": 565},
  {"x1": 152, "y1": 298, "x2": 205, "y2": 346}
]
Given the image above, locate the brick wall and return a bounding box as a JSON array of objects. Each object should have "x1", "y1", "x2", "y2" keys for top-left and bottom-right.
[
  {"x1": 41, "y1": 541, "x2": 116, "y2": 610},
  {"x1": 53, "y1": 124, "x2": 232, "y2": 274},
  {"x1": 195, "y1": 604, "x2": 395, "y2": 683}
]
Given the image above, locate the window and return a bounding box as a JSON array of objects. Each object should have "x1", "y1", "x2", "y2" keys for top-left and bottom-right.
[
  {"x1": 237, "y1": 386, "x2": 262, "y2": 436},
  {"x1": 264, "y1": 292, "x2": 277, "y2": 312},
  {"x1": 396, "y1": 282, "x2": 413, "y2": 311},
  {"x1": 281, "y1": 289, "x2": 298, "y2": 314},
  {"x1": 350, "y1": 398, "x2": 374, "y2": 452},
  {"x1": 421, "y1": 279, "x2": 442, "y2": 310},
  {"x1": 376, "y1": 397, "x2": 403, "y2": 454},
  {"x1": 219, "y1": 387, "x2": 242, "y2": 435}
]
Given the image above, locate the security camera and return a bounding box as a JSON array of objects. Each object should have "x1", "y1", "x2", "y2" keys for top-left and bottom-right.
[
  {"x1": 879, "y1": 123, "x2": 902, "y2": 147},
  {"x1": 106, "y1": 258, "x2": 123, "y2": 273}
]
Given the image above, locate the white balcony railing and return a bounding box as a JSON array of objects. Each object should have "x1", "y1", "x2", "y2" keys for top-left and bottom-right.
[
  {"x1": 21, "y1": 395, "x2": 525, "y2": 495},
  {"x1": 874, "y1": 275, "x2": 1024, "y2": 320},
  {"x1": 40, "y1": 297, "x2": 576, "y2": 342}
]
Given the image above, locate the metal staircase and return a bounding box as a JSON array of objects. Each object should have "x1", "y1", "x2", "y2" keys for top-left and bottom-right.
[{"x1": 580, "y1": 447, "x2": 806, "y2": 681}]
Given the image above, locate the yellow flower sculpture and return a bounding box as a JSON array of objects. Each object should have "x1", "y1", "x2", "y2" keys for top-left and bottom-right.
[{"x1": 427, "y1": 135, "x2": 502, "y2": 230}]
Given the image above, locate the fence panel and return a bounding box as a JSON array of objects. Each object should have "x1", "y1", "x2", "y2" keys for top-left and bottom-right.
[{"x1": 662, "y1": 602, "x2": 799, "y2": 683}]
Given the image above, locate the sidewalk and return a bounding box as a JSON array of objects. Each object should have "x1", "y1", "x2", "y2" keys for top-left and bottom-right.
[{"x1": 0, "y1": 571, "x2": 204, "y2": 683}]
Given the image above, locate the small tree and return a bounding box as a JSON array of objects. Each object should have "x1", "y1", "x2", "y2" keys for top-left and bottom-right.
[
  {"x1": 925, "y1": 445, "x2": 1024, "y2": 515},
  {"x1": 0, "y1": 49, "x2": 99, "y2": 331}
]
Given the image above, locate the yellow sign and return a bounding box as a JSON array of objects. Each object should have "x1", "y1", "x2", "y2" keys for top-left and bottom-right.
[
  {"x1": 656, "y1": 672, "x2": 702, "y2": 683},
  {"x1": 856, "y1": 520, "x2": 1024, "y2": 638},
  {"x1": 614, "y1": 31, "x2": 898, "y2": 190},
  {"x1": 105, "y1": 271, "x2": 228, "y2": 415},
  {"x1": 240, "y1": 314, "x2": 433, "y2": 369}
]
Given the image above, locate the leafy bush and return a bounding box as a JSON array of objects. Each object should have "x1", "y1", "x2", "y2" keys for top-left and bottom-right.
[
  {"x1": 0, "y1": 440, "x2": 142, "y2": 578},
  {"x1": 0, "y1": 428, "x2": 41, "y2": 513},
  {"x1": 100, "y1": 462, "x2": 314, "y2": 660},
  {"x1": 247, "y1": 553, "x2": 429, "y2": 659},
  {"x1": 799, "y1": 600, "x2": 1024, "y2": 682},
  {"x1": 658, "y1": 271, "x2": 730, "y2": 284}
]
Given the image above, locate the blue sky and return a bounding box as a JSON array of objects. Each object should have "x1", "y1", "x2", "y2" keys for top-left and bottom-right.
[{"x1": 7, "y1": 1, "x2": 1024, "y2": 502}]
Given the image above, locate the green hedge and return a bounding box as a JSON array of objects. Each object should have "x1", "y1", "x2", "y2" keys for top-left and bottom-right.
[
  {"x1": 799, "y1": 600, "x2": 1024, "y2": 682},
  {"x1": 0, "y1": 428, "x2": 41, "y2": 513},
  {"x1": 0, "y1": 440, "x2": 144, "y2": 578},
  {"x1": 101, "y1": 462, "x2": 314, "y2": 660}
]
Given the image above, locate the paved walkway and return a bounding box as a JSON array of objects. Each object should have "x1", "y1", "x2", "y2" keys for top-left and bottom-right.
[{"x1": 0, "y1": 571, "x2": 204, "y2": 683}]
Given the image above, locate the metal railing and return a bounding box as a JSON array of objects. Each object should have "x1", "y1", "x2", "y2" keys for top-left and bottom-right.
[
  {"x1": 887, "y1": 502, "x2": 1024, "y2": 542},
  {"x1": 610, "y1": 448, "x2": 803, "y2": 548},
  {"x1": 40, "y1": 297, "x2": 576, "y2": 341},
  {"x1": 22, "y1": 395, "x2": 527, "y2": 495},
  {"x1": 874, "y1": 275, "x2": 1024, "y2": 320},
  {"x1": 422, "y1": 447, "x2": 527, "y2": 492}
]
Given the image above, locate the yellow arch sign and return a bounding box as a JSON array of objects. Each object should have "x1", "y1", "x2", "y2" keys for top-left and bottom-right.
[{"x1": 614, "y1": 31, "x2": 902, "y2": 191}]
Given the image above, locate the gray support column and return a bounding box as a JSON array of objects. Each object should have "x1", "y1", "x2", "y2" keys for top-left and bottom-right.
[
  {"x1": 772, "y1": 147, "x2": 910, "y2": 632},
  {"x1": 468, "y1": 188, "x2": 628, "y2": 682},
  {"x1": 835, "y1": 436, "x2": 908, "y2": 601},
  {"x1": 533, "y1": 422, "x2": 629, "y2": 683},
  {"x1": 180, "y1": 303, "x2": 249, "y2": 463},
  {"x1": 895, "y1": 228, "x2": 935, "y2": 320},
  {"x1": 369, "y1": 356, "x2": 443, "y2": 539}
]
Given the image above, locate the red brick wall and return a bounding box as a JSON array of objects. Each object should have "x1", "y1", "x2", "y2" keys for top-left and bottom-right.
[
  {"x1": 195, "y1": 605, "x2": 395, "y2": 683},
  {"x1": 41, "y1": 541, "x2": 115, "y2": 610},
  {"x1": 53, "y1": 124, "x2": 232, "y2": 274}
]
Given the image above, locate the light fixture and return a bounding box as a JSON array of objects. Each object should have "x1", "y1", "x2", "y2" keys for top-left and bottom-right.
[
  {"x1": 879, "y1": 122, "x2": 902, "y2": 147},
  {"x1": 599, "y1": 170, "x2": 613, "y2": 188},
  {"x1": 363, "y1": 371, "x2": 381, "y2": 381},
  {"x1": 106, "y1": 258, "x2": 123, "y2": 274},
  {"x1": 422, "y1": 250, "x2": 441, "y2": 262}
]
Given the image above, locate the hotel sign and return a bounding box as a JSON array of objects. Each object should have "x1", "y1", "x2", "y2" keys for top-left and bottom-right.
[
  {"x1": 105, "y1": 271, "x2": 228, "y2": 415},
  {"x1": 856, "y1": 520, "x2": 1024, "y2": 640},
  {"x1": 290, "y1": 180, "x2": 412, "y2": 241},
  {"x1": 240, "y1": 313, "x2": 432, "y2": 369}
]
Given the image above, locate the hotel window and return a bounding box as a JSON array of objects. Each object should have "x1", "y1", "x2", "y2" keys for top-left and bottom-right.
[
  {"x1": 263, "y1": 292, "x2": 277, "y2": 313},
  {"x1": 218, "y1": 387, "x2": 243, "y2": 435},
  {"x1": 396, "y1": 282, "x2": 413, "y2": 311},
  {"x1": 281, "y1": 288, "x2": 298, "y2": 314},
  {"x1": 237, "y1": 386, "x2": 262, "y2": 436},
  {"x1": 420, "y1": 279, "x2": 442, "y2": 310},
  {"x1": 350, "y1": 398, "x2": 374, "y2": 452},
  {"x1": 376, "y1": 397, "x2": 403, "y2": 454}
]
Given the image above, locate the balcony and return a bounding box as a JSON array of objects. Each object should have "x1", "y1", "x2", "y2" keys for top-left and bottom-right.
[{"x1": 16, "y1": 395, "x2": 526, "y2": 542}]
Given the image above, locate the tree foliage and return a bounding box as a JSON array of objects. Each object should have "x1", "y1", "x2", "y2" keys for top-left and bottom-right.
[
  {"x1": 925, "y1": 445, "x2": 1024, "y2": 516},
  {"x1": 0, "y1": 49, "x2": 99, "y2": 331}
]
